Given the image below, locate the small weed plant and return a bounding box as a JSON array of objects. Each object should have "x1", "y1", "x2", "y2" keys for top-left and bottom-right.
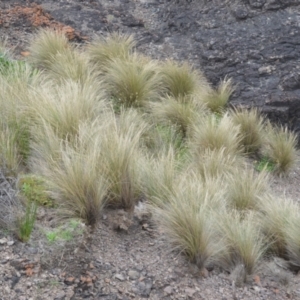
[{"x1": 16, "y1": 200, "x2": 37, "y2": 242}]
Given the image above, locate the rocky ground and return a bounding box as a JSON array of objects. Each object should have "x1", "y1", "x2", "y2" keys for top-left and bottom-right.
[{"x1": 0, "y1": 0, "x2": 300, "y2": 299}]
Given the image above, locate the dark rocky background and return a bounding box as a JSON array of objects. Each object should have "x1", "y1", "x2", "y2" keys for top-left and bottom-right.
[{"x1": 0, "y1": 0, "x2": 300, "y2": 137}]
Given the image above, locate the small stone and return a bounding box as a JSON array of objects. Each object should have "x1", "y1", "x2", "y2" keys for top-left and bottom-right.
[
  {"x1": 185, "y1": 288, "x2": 196, "y2": 297},
  {"x1": 55, "y1": 291, "x2": 66, "y2": 300},
  {"x1": 0, "y1": 238, "x2": 7, "y2": 245},
  {"x1": 115, "y1": 274, "x2": 125, "y2": 281},
  {"x1": 104, "y1": 278, "x2": 110, "y2": 283},
  {"x1": 7, "y1": 241, "x2": 14, "y2": 246},
  {"x1": 253, "y1": 286, "x2": 260, "y2": 293},
  {"x1": 164, "y1": 286, "x2": 173, "y2": 295},
  {"x1": 128, "y1": 270, "x2": 140, "y2": 280}
]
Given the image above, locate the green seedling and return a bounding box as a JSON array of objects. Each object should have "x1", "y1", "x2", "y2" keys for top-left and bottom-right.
[
  {"x1": 46, "y1": 219, "x2": 83, "y2": 243},
  {"x1": 255, "y1": 156, "x2": 275, "y2": 172},
  {"x1": 19, "y1": 175, "x2": 55, "y2": 207},
  {"x1": 17, "y1": 200, "x2": 37, "y2": 242}
]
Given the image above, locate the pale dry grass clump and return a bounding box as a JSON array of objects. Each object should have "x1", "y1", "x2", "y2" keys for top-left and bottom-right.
[
  {"x1": 28, "y1": 29, "x2": 70, "y2": 70},
  {"x1": 258, "y1": 196, "x2": 300, "y2": 258},
  {"x1": 284, "y1": 211, "x2": 300, "y2": 269},
  {"x1": 0, "y1": 125, "x2": 26, "y2": 174},
  {"x1": 160, "y1": 60, "x2": 208, "y2": 98},
  {"x1": 104, "y1": 55, "x2": 162, "y2": 108},
  {"x1": 30, "y1": 79, "x2": 109, "y2": 142},
  {"x1": 201, "y1": 77, "x2": 234, "y2": 114},
  {"x1": 151, "y1": 95, "x2": 207, "y2": 136},
  {"x1": 87, "y1": 32, "x2": 136, "y2": 70},
  {"x1": 190, "y1": 113, "x2": 243, "y2": 157},
  {"x1": 31, "y1": 121, "x2": 108, "y2": 227},
  {"x1": 142, "y1": 147, "x2": 179, "y2": 208},
  {"x1": 99, "y1": 110, "x2": 149, "y2": 210},
  {"x1": 226, "y1": 168, "x2": 270, "y2": 211},
  {"x1": 217, "y1": 210, "x2": 267, "y2": 276},
  {"x1": 141, "y1": 122, "x2": 184, "y2": 155},
  {"x1": 153, "y1": 174, "x2": 225, "y2": 269},
  {"x1": 263, "y1": 122, "x2": 298, "y2": 174},
  {"x1": 42, "y1": 48, "x2": 96, "y2": 85},
  {"x1": 191, "y1": 147, "x2": 243, "y2": 180},
  {"x1": 0, "y1": 66, "x2": 39, "y2": 171},
  {"x1": 231, "y1": 108, "x2": 265, "y2": 153},
  {"x1": 39, "y1": 143, "x2": 108, "y2": 227}
]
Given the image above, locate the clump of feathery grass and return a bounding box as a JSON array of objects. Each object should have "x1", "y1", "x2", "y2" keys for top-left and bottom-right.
[
  {"x1": 104, "y1": 55, "x2": 162, "y2": 108},
  {"x1": 152, "y1": 173, "x2": 225, "y2": 270},
  {"x1": 87, "y1": 32, "x2": 136, "y2": 70},
  {"x1": 32, "y1": 127, "x2": 108, "y2": 227},
  {"x1": 191, "y1": 147, "x2": 243, "y2": 180},
  {"x1": 217, "y1": 210, "x2": 267, "y2": 277},
  {"x1": 231, "y1": 108, "x2": 265, "y2": 154},
  {"x1": 202, "y1": 77, "x2": 234, "y2": 114},
  {"x1": 28, "y1": 28, "x2": 70, "y2": 70},
  {"x1": 99, "y1": 109, "x2": 149, "y2": 210},
  {"x1": 226, "y1": 168, "x2": 270, "y2": 211},
  {"x1": 284, "y1": 210, "x2": 300, "y2": 269},
  {"x1": 151, "y1": 95, "x2": 207, "y2": 137},
  {"x1": 42, "y1": 48, "x2": 96, "y2": 85},
  {"x1": 142, "y1": 146, "x2": 179, "y2": 207},
  {"x1": 190, "y1": 113, "x2": 243, "y2": 157},
  {"x1": 160, "y1": 60, "x2": 208, "y2": 98},
  {"x1": 29, "y1": 79, "x2": 109, "y2": 142},
  {"x1": 262, "y1": 122, "x2": 298, "y2": 174},
  {"x1": 258, "y1": 196, "x2": 300, "y2": 258}
]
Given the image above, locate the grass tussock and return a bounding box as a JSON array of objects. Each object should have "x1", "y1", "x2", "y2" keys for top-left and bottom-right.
[
  {"x1": 284, "y1": 211, "x2": 300, "y2": 269},
  {"x1": 160, "y1": 60, "x2": 208, "y2": 98},
  {"x1": 43, "y1": 48, "x2": 96, "y2": 85},
  {"x1": 217, "y1": 210, "x2": 267, "y2": 276},
  {"x1": 202, "y1": 77, "x2": 234, "y2": 114},
  {"x1": 30, "y1": 80, "x2": 109, "y2": 141},
  {"x1": 191, "y1": 113, "x2": 243, "y2": 157},
  {"x1": 87, "y1": 32, "x2": 136, "y2": 70},
  {"x1": 258, "y1": 196, "x2": 300, "y2": 258},
  {"x1": 28, "y1": 29, "x2": 70, "y2": 69},
  {"x1": 263, "y1": 122, "x2": 298, "y2": 174},
  {"x1": 226, "y1": 168, "x2": 270, "y2": 211},
  {"x1": 231, "y1": 108, "x2": 265, "y2": 153},
  {"x1": 153, "y1": 178, "x2": 224, "y2": 269},
  {"x1": 0, "y1": 126, "x2": 22, "y2": 174},
  {"x1": 142, "y1": 147, "x2": 179, "y2": 207},
  {"x1": 36, "y1": 137, "x2": 108, "y2": 227},
  {"x1": 151, "y1": 95, "x2": 207, "y2": 137},
  {"x1": 99, "y1": 110, "x2": 148, "y2": 210},
  {"x1": 192, "y1": 147, "x2": 243, "y2": 180},
  {"x1": 142, "y1": 122, "x2": 184, "y2": 156},
  {"x1": 104, "y1": 55, "x2": 162, "y2": 108}
]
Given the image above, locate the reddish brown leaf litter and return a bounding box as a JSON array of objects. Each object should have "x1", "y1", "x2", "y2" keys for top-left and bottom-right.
[{"x1": 0, "y1": 3, "x2": 85, "y2": 41}]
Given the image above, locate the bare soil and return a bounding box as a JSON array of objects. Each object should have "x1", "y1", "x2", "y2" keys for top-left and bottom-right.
[{"x1": 0, "y1": 1, "x2": 300, "y2": 299}]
